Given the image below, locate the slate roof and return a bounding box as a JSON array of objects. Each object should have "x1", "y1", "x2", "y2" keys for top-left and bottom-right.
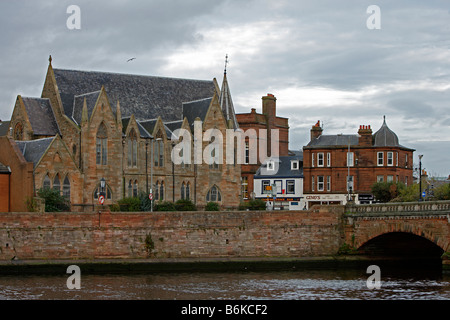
[
  {"x1": 121, "y1": 117, "x2": 153, "y2": 139},
  {"x1": 21, "y1": 97, "x2": 60, "y2": 136},
  {"x1": 138, "y1": 119, "x2": 175, "y2": 139},
  {"x1": 373, "y1": 117, "x2": 399, "y2": 147},
  {"x1": 306, "y1": 134, "x2": 359, "y2": 148},
  {"x1": 16, "y1": 137, "x2": 54, "y2": 167},
  {"x1": 71, "y1": 91, "x2": 101, "y2": 125},
  {"x1": 182, "y1": 97, "x2": 212, "y2": 127},
  {"x1": 0, "y1": 121, "x2": 10, "y2": 136},
  {"x1": 255, "y1": 154, "x2": 304, "y2": 178},
  {"x1": 53, "y1": 69, "x2": 216, "y2": 122}
]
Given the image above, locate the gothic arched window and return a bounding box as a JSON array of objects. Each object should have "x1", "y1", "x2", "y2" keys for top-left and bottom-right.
[
  {"x1": 128, "y1": 129, "x2": 138, "y2": 167},
  {"x1": 53, "y1": 174, "x2": 61, "y2": 193},
  {"x1": 206, "y1": 185, "x2": 222, "y2": 202},
  {"x1": 160, "y1": 181, "x2": 164, "y2": 201},
  {"x1": 63, "y1": 176, "x2": 71, "y2": 199},
  {"x1": 96, "y1": 123, "x2": 108, "y2": 165},
  {"x1": 43, "y1": 174, "x2": 51, "y2": 189},
  {"x1": 133, "y1": 180, "x2": 138, "y2": 198},
  {"x1": 14, "y1": 122, "x2": 23, "y2": 140},
  {"x1": 181, "y1": 182, "x2": 186, "y2": 200},
  {"x1": 186, "y1": 182, "x2": 190, "y2": 200}
]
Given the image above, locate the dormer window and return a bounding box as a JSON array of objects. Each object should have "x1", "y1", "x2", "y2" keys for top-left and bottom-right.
[
  {"x1": 267, "y1": 160, "x2": 275, "y2": 171},
  {"x1": 291, "y1": 160, "x2": 299, "y2": 170}
]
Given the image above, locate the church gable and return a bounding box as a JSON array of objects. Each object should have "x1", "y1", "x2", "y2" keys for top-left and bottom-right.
[
  {"x1": 10, "y1": 96, "x2": 33, "y2": 140},
  {"x1": 203, "y1": 93, "x2": 228, "y2": 131},
  {"x1": 20, "y1": 97, "x2": 60, "y2": 137}
]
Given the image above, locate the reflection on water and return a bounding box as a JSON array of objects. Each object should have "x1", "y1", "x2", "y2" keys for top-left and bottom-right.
[{"x1": 0, "y1": 267, "x2": 449, "y2": 300}]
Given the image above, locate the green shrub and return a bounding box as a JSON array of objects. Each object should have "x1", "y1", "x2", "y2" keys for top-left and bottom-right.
[
  {"x1": 174, "y1": 199, "x2": 197, "y2": 211},
  {"x1": 155, "y1": 201, "x2": 176, "y2": 211},
  {"x1": 239, "y1": 199, "x2": 266, "y2": 210},
  {"x1": 205, "y1": 202, "x2": 220, "y2": 211},
  {"x1": 117, "y1": 197, "x2": 141, "y2": 212},
  {"x1": 37, "y1": 188, "x2": 70, "y2": 212}
]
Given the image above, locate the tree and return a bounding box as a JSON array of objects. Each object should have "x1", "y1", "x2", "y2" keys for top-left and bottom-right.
[
  {"x1": 434, "y1": 183, "x2": 450, "y2": 200},
  {"x1": 371, "y1": 181, "x2": 405, "y2": 203},
  {"x1": 392, "y1": 183, "x2": 419, "y2": 202},
  {"x1": 37, "y1": 188, "x2": 70, "y2": 212}
]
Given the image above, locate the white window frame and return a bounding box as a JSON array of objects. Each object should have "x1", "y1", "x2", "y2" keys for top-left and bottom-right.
[
  {"x1": 327, "y1": 176, "x2": 331, "y2": 192},
  {"x1": 312, "y1": 153, "x2": 315, "y2": 167},
  {"x1": 377, "y1": 175, "x2": 384, "y2": 182},
  {"x1": 311, "y1": 176, "x2": 315, "y2": 192},
  {"x1": 347, "y1": 152, "x2": 354, "y2": 167},
  {"x1": 377, "y1": 152, "x2": 384, "y2": 166},
  {"x1": 317, "y1": 176, "x2": 324, "y2": 192},
  {"x1": 291, "y1": 160, "x2": 299, "y2": 170},
  {"x1": 317, "y1": 153, "x2": 324, "y2": 167},
  {"x1": 387, "y1": 152, "x2": 394, "y2": 166},
  {"x1": 327, "y1": 153, "x2": 331, "y2": 167}
]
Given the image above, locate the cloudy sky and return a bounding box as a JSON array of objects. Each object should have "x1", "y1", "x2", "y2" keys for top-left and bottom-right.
[{"x1": 0, "y1": 0, "x2": 449, "y2": 176}]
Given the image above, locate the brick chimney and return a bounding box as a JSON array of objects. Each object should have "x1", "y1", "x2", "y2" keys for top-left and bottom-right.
[
  {"x1": 310, "y1": 120, "x2": 323, "y2": 141},
  {"x1": 262, "y1": 94, "x2": 277, "y2": 156},
  {"x1": 262, "y1": 94, "x2": 276, "y2": 121},
  {"x1": 358, "y1": 125, "x2": 373, "y2": 147}
]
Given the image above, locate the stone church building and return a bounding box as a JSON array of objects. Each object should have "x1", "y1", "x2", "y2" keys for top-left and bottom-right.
[{"x1": 3, "y1": 56, "x2": 241, "y2": 211}]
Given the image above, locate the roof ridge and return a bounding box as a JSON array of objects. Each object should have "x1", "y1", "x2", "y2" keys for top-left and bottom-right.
[
  {"x1": 73, "y1": 90, "x2": 102, "y2": 98},
  {"x1": 54, "y1": 68, "x2": 213, "y2": 83},
  {"x1": 182, "y1": 97, "x2": 213, "y2": 105}
]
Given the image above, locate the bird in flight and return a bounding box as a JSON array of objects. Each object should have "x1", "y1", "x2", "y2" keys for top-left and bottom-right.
[{"x1": 127, "y1": 57, "x2": 136, "y2": 62}]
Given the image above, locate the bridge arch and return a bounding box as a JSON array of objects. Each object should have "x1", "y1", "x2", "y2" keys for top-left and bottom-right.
[
  {"x1": 351, "y1": 217, "x2": 449, "y2": 259},
  {"x1": 357, "y1": 231, "x2": 444, "y2": 258}
]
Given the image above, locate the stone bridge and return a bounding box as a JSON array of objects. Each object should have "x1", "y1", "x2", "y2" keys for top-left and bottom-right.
[{"x1": 343, "y1": 200, "x2": 450, "y2": 259}]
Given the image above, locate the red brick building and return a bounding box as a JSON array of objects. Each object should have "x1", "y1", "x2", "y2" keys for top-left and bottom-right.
[
  {"x1": 236, "y1": 94, "x2": 290, "y2": 200},
  {"x1": 0, "y1": 136, "x2": 34, "y2": 212},
  {"x1": 302, "y1": 117, "x2": 415, "y2": 207}
]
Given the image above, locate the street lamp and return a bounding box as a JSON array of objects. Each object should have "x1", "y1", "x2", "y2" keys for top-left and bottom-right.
[
  {"x1": 419, "y1": 154, "x2": 423, "y2": 201},
  {"x1": 151, "y1": 137, "x2": 162, "y2": 212},
  {"x1": 100, "y1": 177, "x2": 105, "y2": 194},
  {"x1": 171, "y1": 140, "x2": 176, "y2": 203}
]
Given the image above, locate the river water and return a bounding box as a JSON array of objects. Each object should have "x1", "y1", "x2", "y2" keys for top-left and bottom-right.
[{"x1": 0, "y1": 263, "x2": 449, "y2": 300}]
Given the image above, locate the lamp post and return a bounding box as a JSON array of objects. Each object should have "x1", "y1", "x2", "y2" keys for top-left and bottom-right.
[
  {"x1": 171, "y1": 140, "x2": 175, "y2": 203},
  {"x1": 419, "y1": 154, "x2": 423, "y2": 201},
  {"x1": 145, "y1": 139, "x2": 149, "y2": 194}
]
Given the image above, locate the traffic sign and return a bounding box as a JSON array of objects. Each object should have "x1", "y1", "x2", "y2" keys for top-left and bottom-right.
[
  {"x1": 98, "y1": 195, "x2": 105, "y2": 205},
  {"x1": 149, "y1": 193, "x2": 153, "y2": 201},
  {"x1": 422, "y1": 191, "x2": 426, "y2": 198}
]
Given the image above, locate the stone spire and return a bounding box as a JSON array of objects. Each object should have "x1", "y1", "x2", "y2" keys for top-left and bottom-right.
[{"x1": 219, "y1": 55, "x2": 239, "y2": 129}]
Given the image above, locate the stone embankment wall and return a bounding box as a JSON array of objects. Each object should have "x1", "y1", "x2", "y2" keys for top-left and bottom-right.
[{"x1": 0, "y1": 206, "x2": 345, "y2": 260}]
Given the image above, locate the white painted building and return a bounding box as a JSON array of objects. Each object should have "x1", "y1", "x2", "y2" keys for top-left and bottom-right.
[{"x1": 253, "y1": 153, "x2": 305, "y2": 210}]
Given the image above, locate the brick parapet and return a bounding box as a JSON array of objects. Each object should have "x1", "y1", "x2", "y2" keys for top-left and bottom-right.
[{"x1": 0, "y1": 208, "x2": 344, "y2": 261}]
